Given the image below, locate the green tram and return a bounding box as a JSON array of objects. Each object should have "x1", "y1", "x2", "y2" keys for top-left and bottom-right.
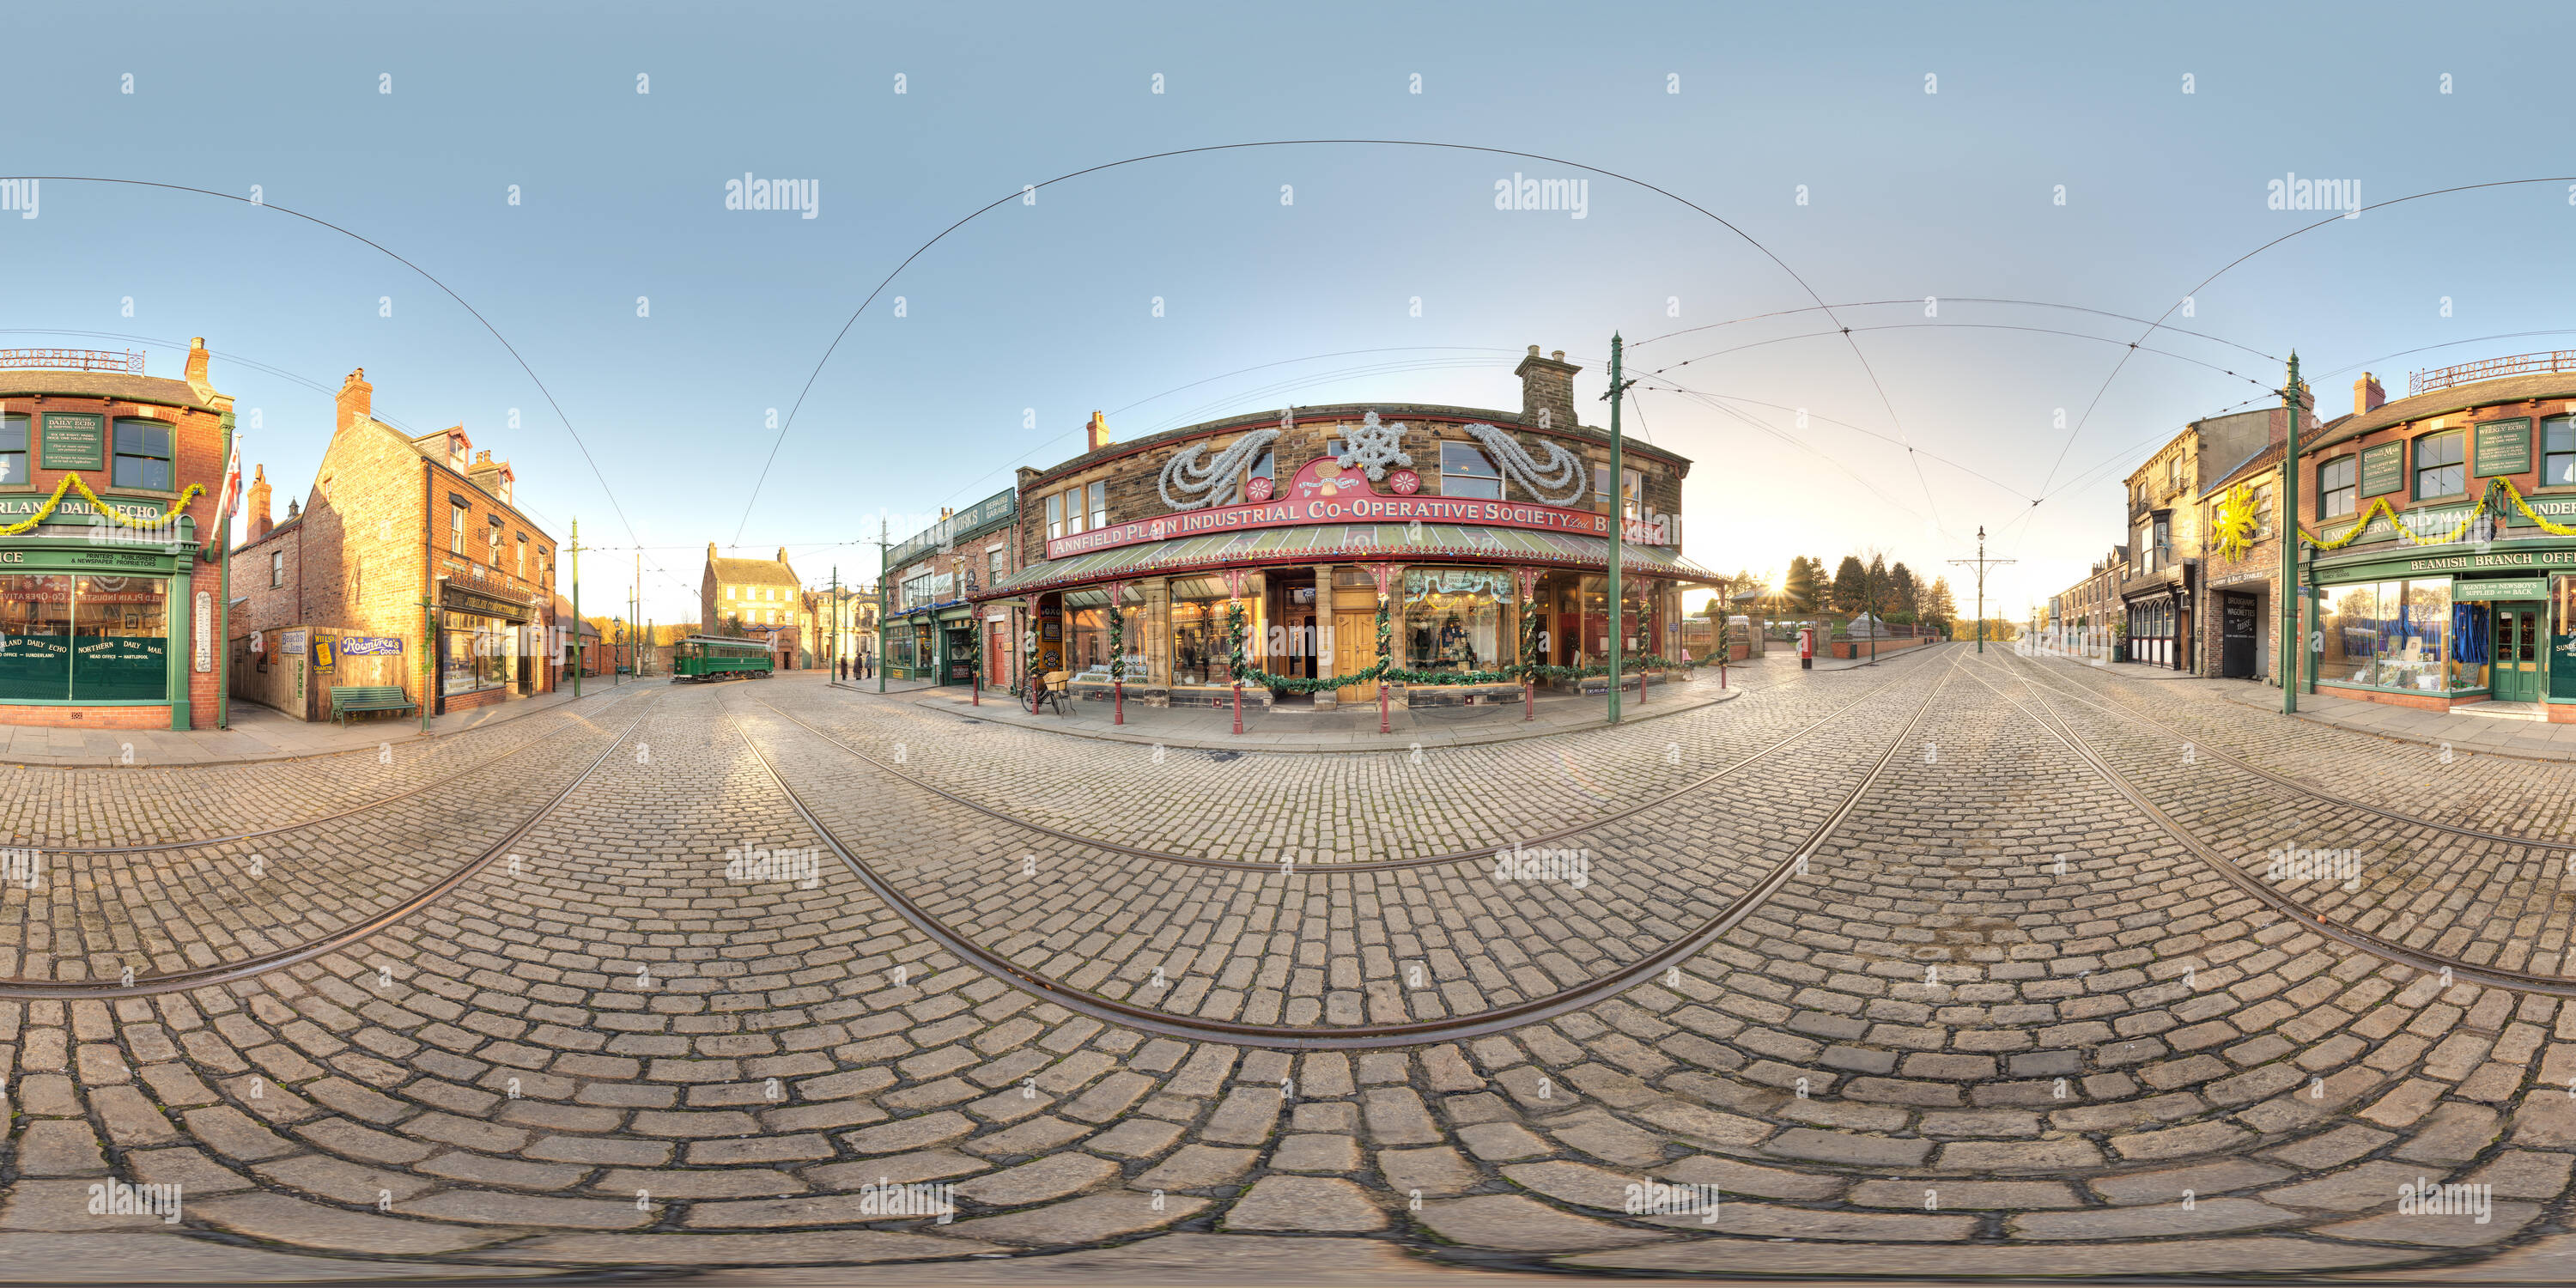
[{"x1": 671, "y1": 635, "x2": 775, "y2": 682}]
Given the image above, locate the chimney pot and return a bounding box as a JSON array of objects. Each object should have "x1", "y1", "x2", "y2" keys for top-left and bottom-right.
[
  {"x1": 1513, "y1": 345, "x2": 1583, "y2": 433},
  {"x1": 335, "y1": 368, "x2": 374, "y2": 434}
]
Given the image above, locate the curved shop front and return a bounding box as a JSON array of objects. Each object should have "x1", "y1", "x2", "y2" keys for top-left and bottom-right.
[{"x1": 985, "y1": 458, "x2": 1714, "y2": 710}]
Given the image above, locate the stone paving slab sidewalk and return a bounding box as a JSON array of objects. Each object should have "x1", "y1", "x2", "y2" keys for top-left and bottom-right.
[
  {"x1": 2020, "y1": 648, "x2": 2576, "y2": 762},
  {"x1": 826, "y1": 653, "x2": 1936, "y2": 750},
  {"x1": 0, "y1": 674, "x2": 669, "y2": 769}
]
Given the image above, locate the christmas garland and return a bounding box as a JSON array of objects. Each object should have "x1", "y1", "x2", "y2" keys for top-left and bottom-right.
[
  {"x1": 1109, "y1": 598, "x2": 1126, "y2": 682},
  {"x1": 1, "y1": 472, "x2": 206, "y2": 538},
  {"x1": 2295, "y1": 476, "x2": 2576, "y2": 550}
]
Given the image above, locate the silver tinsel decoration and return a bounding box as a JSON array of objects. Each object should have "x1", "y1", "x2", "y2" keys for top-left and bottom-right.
[
  {"x1": 1462, "y1": 422, "x2": 1587, "y2": 505},
  {"x1": 1157, "y1": 427, "x2": 1281, "y2": 510}
]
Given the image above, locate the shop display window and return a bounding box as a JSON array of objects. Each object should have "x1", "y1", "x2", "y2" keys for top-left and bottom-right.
[
  {"x1": 0, "y1": 573, "x2": 167, "y2": 702},
  {"x1": 1403, "y1": 568, "x2": 1514, "y2": 672}
]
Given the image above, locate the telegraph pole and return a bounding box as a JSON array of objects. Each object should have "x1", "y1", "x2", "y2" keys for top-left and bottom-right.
[
  {"x1": 569, "y1": 519, "x2": 582, "y2": 697},
  {"x1": 1600, "y1": 332, "x2": 1637, "y2": 724},
  {"x1": 2281, "y1": 352, "x2": 2304, "y2": 714},
  {"x1": 1948, "y1": 526, "x2": 2016, "y2": 654}
]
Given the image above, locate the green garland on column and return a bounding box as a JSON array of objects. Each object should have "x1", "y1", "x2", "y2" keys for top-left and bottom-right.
[
  {"x1": 1109, "y1": 597, "x2": 1125, "y2": 682},
  {"x1": 1225, "y1": 598, "x2": 1249, "y2": 683}
]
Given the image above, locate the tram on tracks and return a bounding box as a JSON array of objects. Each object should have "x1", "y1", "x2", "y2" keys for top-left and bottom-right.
[{"x1": 671, "y1": 635, "x2": 775, "y2": 682}]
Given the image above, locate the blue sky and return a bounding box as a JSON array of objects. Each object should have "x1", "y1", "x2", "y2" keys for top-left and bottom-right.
[{"x1": 7, "y1": 0, "x2": 2574, "y2": 621}]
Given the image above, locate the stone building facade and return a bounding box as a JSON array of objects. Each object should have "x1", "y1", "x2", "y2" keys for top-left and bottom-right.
[
  {"x1": 0, "y1": 341, "x2": 234, "y2": 730},
  {"x1": 230, "y1": 368, "x2": 560, "y2": 720},
  {"x1": 702, "y1": 546, "x2": 806, "y2": 669},
  {"x1": 979, "y1": 347, "x2": 1716, "y2": 711}
]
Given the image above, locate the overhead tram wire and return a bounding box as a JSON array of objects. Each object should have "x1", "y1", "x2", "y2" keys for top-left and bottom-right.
[
  {"x1": 1631, "y1": 297, "x2": 2283, "y2": 366},
  {"x1": 732, "y1": 138, "x2": 1913, "y2": 543},
  {"x1": 0, "y1": 176, "x2": 699, "y2": 612},
  {"x1": 2029, "y1": 174, "x2": 2576, "y2": 504}
]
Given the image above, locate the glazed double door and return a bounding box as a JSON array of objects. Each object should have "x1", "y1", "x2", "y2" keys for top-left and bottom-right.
[{"x1": 2494, "y1": 603, "x2": 2542, "y2": 702}]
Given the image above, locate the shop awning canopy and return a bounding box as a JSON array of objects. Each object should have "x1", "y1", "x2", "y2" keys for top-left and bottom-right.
[{"x1": 979, "y1": 523, "x2": 1724, "y2": 599}]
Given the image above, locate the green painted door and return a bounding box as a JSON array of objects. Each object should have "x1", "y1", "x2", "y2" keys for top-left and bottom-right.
[{"x1": 2494, "y1": 603, "x2": 2543, "y2": 702}]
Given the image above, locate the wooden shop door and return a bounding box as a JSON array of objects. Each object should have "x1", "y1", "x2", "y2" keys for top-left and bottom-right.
[{"x1": 1334, "y1": 611, "x2": 1377, "y2": 702}]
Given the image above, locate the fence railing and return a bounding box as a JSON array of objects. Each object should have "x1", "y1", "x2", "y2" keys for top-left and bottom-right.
[
  {"x1": 2409, "y1": 351, "x2": 2576, "y2": 397},
  {"x1": 0, "y1": 348, "x2": 145, "y2": 374}
]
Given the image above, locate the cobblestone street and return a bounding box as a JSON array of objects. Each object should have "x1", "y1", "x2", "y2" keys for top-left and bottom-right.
[{"x1": 9, "y1": 645, "x2": 2576, "y2": 1281}]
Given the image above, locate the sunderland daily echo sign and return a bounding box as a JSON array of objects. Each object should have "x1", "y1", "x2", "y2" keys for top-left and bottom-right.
[{"x1": 1045, "y1": 456, "x2": 1673, "y2": 561}]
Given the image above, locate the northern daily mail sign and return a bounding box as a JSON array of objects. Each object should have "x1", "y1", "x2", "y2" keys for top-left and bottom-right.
[{"x1": 1045, "y1": 456, "x2": 1673, "y2": 562}]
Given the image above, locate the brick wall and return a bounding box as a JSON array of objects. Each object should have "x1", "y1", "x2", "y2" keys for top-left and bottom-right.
[{"x1": 1, "y1": 380, "x2": 230, "y2": 729}]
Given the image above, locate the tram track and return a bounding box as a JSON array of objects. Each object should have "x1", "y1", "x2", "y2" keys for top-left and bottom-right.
[
  {"x1": 16, "y1": 688, "x2": 659, "y2": 854},
  {"x1": 748, "y1": 646, "x2": 1948, "y2": 873},
  {"x1": 0, "y1": 692, "x2": 664, "y2": 1000},
  {"x1": 1996, "y1": 650, "x2": 2576, "y2": 850},
  {"x1": 714, "y1": 654, "x2": 1963, "y2": 1050},
  {"x1": 1958, "y1": 656, "x2": 2576, "y2": 999}
]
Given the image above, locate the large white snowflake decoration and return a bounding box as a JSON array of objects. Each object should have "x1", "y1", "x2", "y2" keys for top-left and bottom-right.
[
  {"x1": 1461, "y1": 422, "x2": 1587, "y2": 505},
  {"x1": 1335, "y1": 411, "x2": 1413, "y2": 481},
  {"x1": 1157, "y1": 427, "x2": 1281, "y2": 510}
]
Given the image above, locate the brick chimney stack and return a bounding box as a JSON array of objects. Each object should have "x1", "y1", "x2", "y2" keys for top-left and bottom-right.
[
  {"x1": 335, "y1": 368, "x2": 374, "y2": 433},
  {"x1": 1087, "y1": 410, "x2": 1114, "y2": 453},
  {"x1": 2354, "y1": 372, "x2": 2386, "y2": 416},
  {"x1": 184, "y1": 337, "x2": 211, "y2": 393},
  {"x1": 1515, "y1": 345, "x2": 1582, "y2": 432},
  {"x1": 247, "y1": 465, "x2": 272, "y2": 542}
]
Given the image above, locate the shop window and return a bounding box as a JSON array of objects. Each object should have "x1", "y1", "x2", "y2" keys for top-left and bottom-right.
[
  {"x1": 0, "y1": 414, "x2": 27, "y2": 485},
  {"x1": 2415, "y1": 430, "x2": 2464, "y2": 499},
  {"x1": 1404, "y1": 568, "x2": 1515, "y2": 671},
  {"x1": 1593, "y1": 465, "x2": 1640, "y2": 519},
  {"x1": 2318, "y1": 456, "x2": 2356, "y2": 517},
  {"x1": 110, "y1": 419, "x2": 174, "y2": 492},
  {"x1": 1439, "y1": 442, "x2": 1503, "y2": 499},
  {"x1": 2544, "y1": 416, "x2": 2576, "y2": 487},
  {"x1": 441, "y1": 611, "x2": 519, "y2": 696},
  {"x1": 0, "y1": 574, "x2": 167, "y2": 702}
]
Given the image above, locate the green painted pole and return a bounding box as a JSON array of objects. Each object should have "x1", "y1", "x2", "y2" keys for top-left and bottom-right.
[
  {"x1": 877, "y1": 519, "x2": 889, "y2": 694},
  {"x1": 1606, "y1": 332, "x2": 1626, "y2": 725},
  {"x1": 570, "y1": 518, "x2": 581, "y2": 699},
  {"x1": 418, "y1": 594, "x2": 431, "y2": 734},
  {"x1": 2281, "y1": 354, "x2": 2300, "y2": 714}
]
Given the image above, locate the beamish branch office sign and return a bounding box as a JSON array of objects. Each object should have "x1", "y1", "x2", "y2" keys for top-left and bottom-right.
[{"x1": 1046, "y1": 456, "x2": 1674, "y2": 561}]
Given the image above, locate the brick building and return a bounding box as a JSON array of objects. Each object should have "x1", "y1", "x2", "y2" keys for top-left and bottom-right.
[
  {"x1": 0, "y1": 342, "x2": 234, "y2": 730},
  {"x1": 882, "y1": 493, "x2": 1018, "y2": 686},
  {"x1": 702, "y1": 546, "x2": 805, "y2": 669},
  {"x1": 804, "y1": 583, "x2": 878, "y2": 674},
  {"x1": 230, "y1": 368, "x2": 560, "y2": 720},
  {"x1": 2294, "y1": 355, "x2": 2576, "y2": 714},
  {"x1": 975, "y1": 348, "x2": 1716, "y2": 711}
]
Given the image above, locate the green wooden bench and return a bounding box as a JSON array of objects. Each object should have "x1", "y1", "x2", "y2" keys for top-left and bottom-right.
[{"x1": 329, "y1": 684, "x2": 418, "y2": 727}]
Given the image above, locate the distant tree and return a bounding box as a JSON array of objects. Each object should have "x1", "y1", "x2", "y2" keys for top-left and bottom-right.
[
  {"x1": 1830, "y1": 556, "x2": 1868, "y2": 616},
  {"x1": 1891, "y1": 562, "x2": 1920, "y2": 617},
  {"x1": 1783, "y1": 556, "x2": 1819, "y2": 614},
  {"x1": 1923, "y1": 576, "x2": 1959, "y2": 624}
]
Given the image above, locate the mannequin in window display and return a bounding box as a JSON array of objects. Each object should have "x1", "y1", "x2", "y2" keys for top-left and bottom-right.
[{"x1": 1439, "y1": 613, "x2": 1472, "y2": 668}]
